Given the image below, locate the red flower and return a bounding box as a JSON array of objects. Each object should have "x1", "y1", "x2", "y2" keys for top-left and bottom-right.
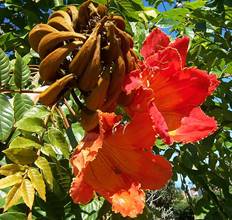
[
  {"x1": 124, "y1": 28, "x2": 220, "y2": 144},
  {"x1": 70, "y1": 111, "x2": 172, "y2": 218}
]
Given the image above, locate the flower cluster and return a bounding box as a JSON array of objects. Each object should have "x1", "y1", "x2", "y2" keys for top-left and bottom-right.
[{"x1": 69, "y1": 28, "x2": 219, "y2": 218}]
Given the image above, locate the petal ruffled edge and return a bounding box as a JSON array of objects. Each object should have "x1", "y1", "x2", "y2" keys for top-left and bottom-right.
[
  {"x1": 208, "y1": 74, "x2": 220, "y2": 95},
  {"x1": 70, "y1": 133, "x2": 103, "y2": 175},
  {"x1": 111, "y1": 183, "x2": 145, "y2": 218},
  {"x1": 169, "y1": 36, "x2": 190, "y2": 66},
  {"x1": 169, "y1": 107, "x2": 217, "y2": 143}
]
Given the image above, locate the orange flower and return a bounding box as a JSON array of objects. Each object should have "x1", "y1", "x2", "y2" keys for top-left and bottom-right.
[
  {"x1": 123, "y1": 28, "x2": 220, "y2": 144},
  {"x1": 70, "y1": 111, "x2": 172, "y2": 218}
]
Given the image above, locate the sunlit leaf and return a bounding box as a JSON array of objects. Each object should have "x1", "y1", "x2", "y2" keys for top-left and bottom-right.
[
  {"x1": 35, "y1": 156, "x2": 53, "y2": 189},
  {"x1": 4, "y1": 184, "x2": 22, "y2": 211},
  {"x1": 0, "y1": 48, "x2": 11, "y2": 87},
  {"x1": 0, "y1": 94, "x2": 14, "y2": 141},
  {"x1": 41, "y1": 144, "x2": 57, "y2": 158},
  {"x1": 48, "y1": 128, "x2": 70, "y2": 159},
  {"x1": 15, "y1": 117, "x2": 44, "y2": 133},
  {"x1": 14, "y1": 51, "x2": 31, "y2": 89},
  {"x1": 3, "y1": 147, "x2": 37, "y2": 165},
  {"x1": 9, "y1": 136, "x2": 42, "y2": 149},
  {"x1": 24, "y1": 105, "x2": 50, "y2": 118},
  {"x1": 0, "y1": 173, "x2": 22, "y2": 189},
  {"x1": 21, "y1": 178, "x2": 35, "y2": 209},
  {"x1": 0, "y1": 164, "x2": 25, "y2": 176},
  {"x1": 28, "y1": 167, "x2": 46, "y2": 201}
]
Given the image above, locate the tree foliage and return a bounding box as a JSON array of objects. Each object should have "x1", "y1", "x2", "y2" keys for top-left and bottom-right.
[{"x1": 0, "y1": 0, "x2": 231, "y2": 219}]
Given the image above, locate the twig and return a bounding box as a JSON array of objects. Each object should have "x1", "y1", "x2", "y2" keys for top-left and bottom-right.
[
  {"x1": 56, "y1": 106, "x2": 70, "y2": 129},
  {"x1": 0, "y1": 89, "x2": 41, "y2": 94},
  {"x1": 64, "y1": 98, "x2": 77, "y2": 117},
  {"x1": 71, "y1": 90, "x2": 84, "y2": 108}
]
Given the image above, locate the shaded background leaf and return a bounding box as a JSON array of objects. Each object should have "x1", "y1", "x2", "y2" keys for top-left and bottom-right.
[
  {"x1": 13, "y1": 94, "x2": 33, "y2": 121},
  {"x1": 0, "y1": 94, "x2": 14, "y2": 141},
  {"x1": 14, "y1": 51, "x2": 31, "y2": 89},
  {"x1": 0, "y1": 48, "x2": 11, "y2": 87}
]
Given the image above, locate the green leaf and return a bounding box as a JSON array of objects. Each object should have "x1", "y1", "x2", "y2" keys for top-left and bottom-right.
[
  {"x1": 41, "y1": 144, "x2": 57, "y2": 158},
  {"x1": 0, "y1": 48, "x2": 11, "y2": 87},
  {"x1": 155, "y1": 138, "x2": 168, "y2": 150},
  {"x1": 3, "y1": 147, "x2": 37, "y2": 165},
  {"x1": 184, "y1": 0, "x2": 205, "y2": 10},
  {"x1": 71, "y1": 122, "x2": 85, "y2": 143},
  {"x1": 9, "y1": 136, "x2": 42, "y2": 149},
  {"x1": 13, "y1": 94, "x2": 33, "y2": 121},
  {"x1": 48, "y1": 128, "x2": 70, "y2": 159},
  {"x1": 0, "y1": 94, "x2": 14, "y2": 141},
  {"x1": 80, "y1": 198, "x2": 104, "y2": 220},
  {"x1": 4, "y1": 184, "x2": 22, "y2": 211},
  {"x1": 35, "y1": 156, "x2": 53, "y2": 189},
  {"x1": 51, "y1": 162, "x2": 71, "y2": 193},
  {"x1": 113, "y1": 0, "x2": 144, "y2": 21},
  {"x1": 14, "y1": 51, "x2": 31, "y2": 89},
  {"x1": 28, "y1": 167, "x2": 46, "y2": 201},
  {"x1": 15, "y1": 117, "x2": 44, "y2": 133},
  {"x1": 21, "y1": 178, "x2": 35, "y2": 209},
  {"x1": 24, "y1": 105, "x2": 50, "y2": 119},
  {"x1": 0, "y1": 212, "x2": 27, "y2": 220},
  {"x1": 0, "y1": 164, "x2": 25, "y2": 176},
  {"x1": 0, "y1": 173, "x2": 22, "y2": 189},
  {"x1": 53, "y1": 0, "x2": 63, "y2": 6}
]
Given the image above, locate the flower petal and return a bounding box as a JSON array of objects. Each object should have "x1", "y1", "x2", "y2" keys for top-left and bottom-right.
[
  {"x1": 169, "y1": 107, "x2": 217, "y2": 143},
  {"x1": 145, "y1": 47, "x2": 182, "y2": 72},
  {"x1": 70, "y1": 175, "x2": 94, "y2": 204},
  {"x1": 149, "y1": 101, "x2": 171, "y2": 144},
  {"x1": 169, "y1": 36, "x2": 189, "y2": 66},
  {"x1": 70, "y1": 133, "x2": 102, "y2": 175},
  {"x1": 153, "y1": 67, "x2": 214, "y2": 116},
  {"x1": 111, "y1": 183, "x2": 145, "y2": 218},
  {"x1": 141, "y1": 28, "x2": 170, "y2": 59}
]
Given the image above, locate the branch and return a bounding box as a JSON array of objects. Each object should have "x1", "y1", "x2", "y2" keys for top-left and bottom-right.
[{"x1": 0, "y1": 89, "x2": 41, "y2": 94}]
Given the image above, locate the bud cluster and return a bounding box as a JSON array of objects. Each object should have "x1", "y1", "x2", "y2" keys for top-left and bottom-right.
[{"x1": 29, "y1": 0, "x2": 137, "y2": 131}]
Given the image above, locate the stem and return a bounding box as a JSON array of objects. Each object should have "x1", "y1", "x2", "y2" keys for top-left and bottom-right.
[
  {"x1": 0, "y1": 89, "x2": 41, "y2": 94},
  {"x1": 71, "y1": 90, "x2": 84, "y2": 108},
  {"x1": 64, "y1": 98, "x2": 77, "y2": 117},
  {"x1": 56, "y1": 106, "x2": 70, "y2": 129}
]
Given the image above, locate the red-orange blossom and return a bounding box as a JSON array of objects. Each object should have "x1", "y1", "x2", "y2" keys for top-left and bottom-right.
[{"x1": 70, "y1": 28, "x2": 219, "y2": 218}]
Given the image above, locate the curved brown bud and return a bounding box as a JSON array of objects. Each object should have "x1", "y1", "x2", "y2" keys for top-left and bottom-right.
[
  {"x1": 101, "y1": 22, "x2": 120, "y2": 64},
  {"x1": 76, "y1": 0, "x2": 91, "y2": 29},
  {"x1": 49, "y1": 10, "x2": 72, "y2": 25},
  {"x1": 112, "y1": 15, "x2": 125, "y2": 30},
  {"x1": 78, "y1": 34, "x2": 102, "y2": 91},
  {"x1": 28, "y1": 24, "x2": 57, "y2": 52},
  {"x1": 38, "y1": 31, "x2": 85, "y2": 59},
  {"x1": 97, "y1": 4, "x2": 107, "y2": 17},
  {"x1": 48, "y1": 16, "x2": 74, "y2": 32},
  {"x1": 80, "y1": 110, "x2": 99, "y2": 132},
  {"x1": 39, "y1": 74, "x2": 74, "y2": 106},
  {"x1": 103, "y1": 48, "x2": 126, "y2": 111},
  {"x1": 85, "y1": 65, "x2": 111, "y2": 111},
  {"x1": 69, "y1": 22, "x2": 102, "y2": 77},
  {"x1": 66, "y1": 5, "x2": 79, "y2": 28},
  {"x1": 39, "y1": 41, "x2": 82, "y2": 82}
]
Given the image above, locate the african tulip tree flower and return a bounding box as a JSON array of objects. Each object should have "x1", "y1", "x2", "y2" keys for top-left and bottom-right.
[
  {"x1": 70, "y1": 111, "x2": 172, "y2": 218},
  {"x1": 123, "y1": 28, "x2": 220, "y2": 144}
]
